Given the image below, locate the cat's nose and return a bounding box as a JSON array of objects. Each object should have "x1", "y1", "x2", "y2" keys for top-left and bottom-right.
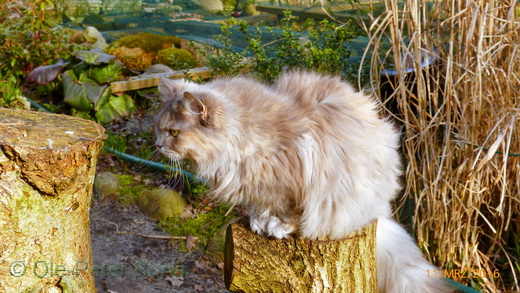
[{"x1": 155, "y1": 144, "x2": 162, "y2": 149}]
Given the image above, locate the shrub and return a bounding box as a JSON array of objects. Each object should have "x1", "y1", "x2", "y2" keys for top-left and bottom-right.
[
  {"x1": 200, "y1": 11, "x2": 362, "y2": 82},
  {"x1": 0, "y1": 75, "x2": 30, "y2": 109},
  {"x1": 0, "y1": 0, "x2": 83, "y2": 81}
]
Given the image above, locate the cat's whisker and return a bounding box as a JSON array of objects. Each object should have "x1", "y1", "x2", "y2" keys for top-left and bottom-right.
[
  {"x1": 164, "y1": 157, "x2": 185, "y2": 190},
  {"x1": 148, "y1": 148, "x2": 161, "y2": 162},
  {"x1": 165, "y1": 157, "x2": 175, "y2": 188},
  {"x1": 136, "y1": 150, "x2": 159, "y2": 172},
  {"x1": 174, "y1": 158, "x2": 186, "y2": 190}
]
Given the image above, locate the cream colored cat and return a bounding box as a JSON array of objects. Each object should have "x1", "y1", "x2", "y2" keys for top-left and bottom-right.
[{"x1": 155, "y1": 70, "x2": 452, "y2": 292}]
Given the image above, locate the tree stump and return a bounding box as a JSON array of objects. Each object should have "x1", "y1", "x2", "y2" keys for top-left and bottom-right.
[
  {"x1": 0, "y1": 108, "x2": 105, "y2": 292},
  {"x1": 224, "y1": 218, "x2": 378, "y2": 293}
]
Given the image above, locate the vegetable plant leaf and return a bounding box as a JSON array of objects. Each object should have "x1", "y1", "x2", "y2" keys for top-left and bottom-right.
[
  {"x1": 95, "y1": 89, "x2": 136, "y2": 123},
  {"x1": 74, "y1": 48, "x2": 115, "y2": 65},
  {"x1": 90, "y1": 61, "x2": 123, "y2": 84},
  {"x1": 70, "y1": 108, "x2": 93, "y2": 120},
  {"x1": 26, "y1": 59, "x2": 69, "y2": 85},
  {"x1": 62, "y1": 70, "x2": 106, "y2": 111}
]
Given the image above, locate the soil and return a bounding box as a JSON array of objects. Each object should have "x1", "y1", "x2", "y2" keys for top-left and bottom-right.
[{"x1": 90, "y1": 148, "x2": 229, "y2": 293}]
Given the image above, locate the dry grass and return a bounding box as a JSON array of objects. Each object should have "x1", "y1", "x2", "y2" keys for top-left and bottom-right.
[{"x1": 363, "y1": 0, "x2": 520, "y2": 291}]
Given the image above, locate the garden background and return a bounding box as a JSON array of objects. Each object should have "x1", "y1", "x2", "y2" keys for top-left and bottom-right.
[{"x1": 1, "y1": 0, "x2": 519, "y2": 292}]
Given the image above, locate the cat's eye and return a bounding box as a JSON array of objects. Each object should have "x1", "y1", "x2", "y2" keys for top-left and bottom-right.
[{"x1": 169, "y1": 129, "x2": 180, "y2": 138}]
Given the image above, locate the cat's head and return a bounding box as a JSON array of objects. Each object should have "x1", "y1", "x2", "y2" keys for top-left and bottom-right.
[{"x1": 155, "y1": 77, "x2": 226, "y2": 163}]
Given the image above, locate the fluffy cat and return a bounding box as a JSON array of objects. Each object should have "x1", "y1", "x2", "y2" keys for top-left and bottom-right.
[{"x1": 155, "y1": 70, "x2": 452, "y2": 292}]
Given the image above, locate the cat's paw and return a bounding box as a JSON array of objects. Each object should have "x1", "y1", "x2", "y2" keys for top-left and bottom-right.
[
  {"x1": 250, "y1": 215, "x2": 268, "y2": 236},
  {"x1": 266, "y1": 216, "x2": 296, "y2": 239}
]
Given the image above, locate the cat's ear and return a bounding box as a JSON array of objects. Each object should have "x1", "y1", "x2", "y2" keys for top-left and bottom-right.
[
  {"x1": 158, "y1": 76, "x2": 184, "y2": 103},
  {"x1": 184, "y1": 92, "x2": 209, "y2": 124}
]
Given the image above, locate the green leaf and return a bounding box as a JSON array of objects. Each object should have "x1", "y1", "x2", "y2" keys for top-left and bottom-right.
[
  {"x1": 62, "y1": 70, "x2": 106, "y2": 111},
  {"x1": 95, "y1": 86, "x2": 112, "y2": 111},
  {"x1": 95, "y1": 90, "x2": 136, "y2": 123},
  {"x1": 89, "y1": 62, "x2": 122, "y2": 84},
  {"x1": 70, "y1": 108, "x2": 93, "y2": 120},
  {"x1": 74, "y1": 48, "x2": 115, "y2": 65}
]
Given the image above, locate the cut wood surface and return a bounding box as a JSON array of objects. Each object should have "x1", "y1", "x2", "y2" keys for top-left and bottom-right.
[
  {"x1": 224, "y1": 218, "x2": 378, "y2": 293},
  {"x1": 0, "y1": 108, "x2": 105, "y2": 292}
]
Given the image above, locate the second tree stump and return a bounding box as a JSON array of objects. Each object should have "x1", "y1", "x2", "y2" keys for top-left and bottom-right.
[{"x1": 224, "y1": 218, "x2": 378, "y2": 293}]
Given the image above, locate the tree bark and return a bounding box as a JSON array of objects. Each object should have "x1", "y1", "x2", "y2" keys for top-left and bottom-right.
[
  {"x1": 224, "y1": 218, "x2": 378, "y2": 293},
  {"x1": 0, "y1": 108, "x2": 105, "y2": 293}
]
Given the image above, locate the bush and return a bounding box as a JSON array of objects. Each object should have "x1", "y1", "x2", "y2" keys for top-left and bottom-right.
[
  {"x1": 200, "y1": 11, "x2": 362, "y2": 82},
  {"x1": 0, "y1": 75, "x2": 30, "y2": 109},
  {"x1": 0, "y1": 0, "x2": 83, "y2": 81}
]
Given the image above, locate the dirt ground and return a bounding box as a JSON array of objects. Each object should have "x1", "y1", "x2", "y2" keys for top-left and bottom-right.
[
  {"x1": 87, "y1": 112, "x2": 230, "y2": 292},
  {"x1": 90, "y1": 199, "x2": 229, "y2": 293}
]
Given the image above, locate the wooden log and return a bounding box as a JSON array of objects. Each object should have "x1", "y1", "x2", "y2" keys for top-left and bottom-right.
[
  {"x1": 110, "y1": 62, "x2": 251, "y2": 93},
  {"x1": 110, "y1": 66, "x2": 215, "y2": 93},
  {"x1": 0, "y1": 108, "x2": 105, "y2": 292},
  {"x1": 224, "y1": 218, "x2": 378, "y2": 293}
]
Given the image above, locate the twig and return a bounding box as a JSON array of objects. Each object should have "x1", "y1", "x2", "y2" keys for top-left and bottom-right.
[{"x1": 99, "y1": 219, "x2": 198, "y2": 240}]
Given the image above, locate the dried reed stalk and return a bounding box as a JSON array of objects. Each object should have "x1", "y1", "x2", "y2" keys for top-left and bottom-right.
[{"x1": 364, "y1": 0, "x2": 520, "y2": 291}]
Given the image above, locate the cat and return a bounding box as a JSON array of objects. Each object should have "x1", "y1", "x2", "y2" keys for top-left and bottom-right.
[{"x1": 154, "y1": 70, "x2": 452, "y2": 292}]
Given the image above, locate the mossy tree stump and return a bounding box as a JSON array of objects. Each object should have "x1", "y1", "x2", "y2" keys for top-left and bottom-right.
[
  {"x1": 0, "y1": 108, "x2": 105, "y2": 292},
  {"x1": 224, "y1": 218, "x2": 378, "y2": 293}
]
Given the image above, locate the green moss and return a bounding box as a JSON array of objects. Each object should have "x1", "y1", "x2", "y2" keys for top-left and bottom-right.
[
  {"x1": 107, "y1": 33, "x2": 181, "y2": 54},
  {"x1": 116, "y1": 174, "x2": 146, "y2": 204},
  {"x1": 94, "y1": 172, "x2": 144, "y2": 204},
  {"x1": 154, "y1": 48, "x2": 197, "y2": 70},
  {"x1": 94, "y1": 172, "x2": 120, "y2": 201},
  {"x1": 159, "y1": 205, "x2": 235, "y2": 250},
  {"x1": 136, "y1": 189, "x2": 187, "y2": 220}
]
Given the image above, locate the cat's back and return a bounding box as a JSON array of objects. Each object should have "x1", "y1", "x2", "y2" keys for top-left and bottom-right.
[
  {"x1": 272, "y1": 70, "x2": 382, "y2": 125},
  {"x1": 272, "y1": 70, "x2": 347, "y2": 105},
  {"x1": 207, "y1": 75, "x2": 283, "y2": 104},
  {"x1": 206, "y1": 75, "x2": 300, "y2": 118}
]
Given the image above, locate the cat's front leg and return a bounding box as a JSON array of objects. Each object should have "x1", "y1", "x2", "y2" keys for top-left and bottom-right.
[
  {"x1": 249, "y1": 208, "x2": 297, "y2": 239},
  {"x1": 249, "y1": 208, "x2": 269, "y2": 236},
  {"x1": 266, "y1": 215, "x2": 297, "y2": 239}
]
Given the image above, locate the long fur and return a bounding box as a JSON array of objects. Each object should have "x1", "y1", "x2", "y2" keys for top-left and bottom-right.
[{"x1": 155, "y1": 70, "x2": 452, "y2": 292}]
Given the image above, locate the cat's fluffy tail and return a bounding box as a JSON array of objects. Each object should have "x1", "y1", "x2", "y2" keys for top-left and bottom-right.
[{"x1": 377, "y1": 218, "x2": 453, "y2": 293}]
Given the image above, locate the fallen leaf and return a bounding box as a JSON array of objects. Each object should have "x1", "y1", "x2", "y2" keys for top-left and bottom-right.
[
  {"x1": 179, "y1": 207, "x2": 194, "y2": 219},
  {"x1": 186, "y1": 235, "x2": 197, "y2": 251},
  {"x1": 145, "y1": 276, "x2": 155, "y2": 283},
  {"x1": 194, "y1": 259, "x2": 210, "y2": 270},
  {"x1": 194, "y1": 284, "x2": 205, "y2": 291},
  {"x1": 165, "y1": 276, "x2": 184, "y2": 288}
]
